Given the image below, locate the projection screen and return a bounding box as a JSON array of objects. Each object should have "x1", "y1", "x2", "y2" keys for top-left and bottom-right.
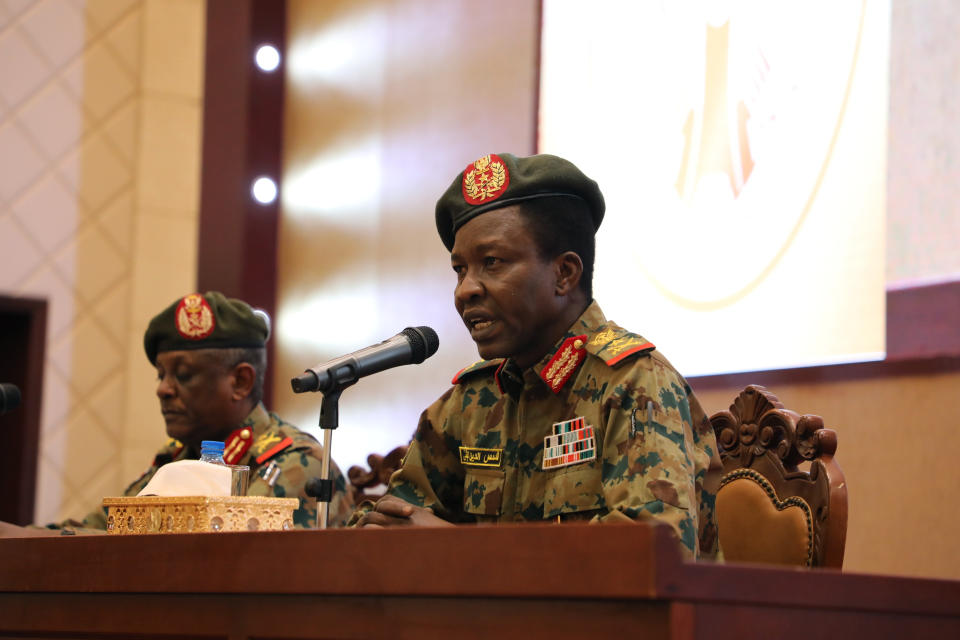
[{"x1": 539, "y1": 0, "x2": 890, "y2": 375}]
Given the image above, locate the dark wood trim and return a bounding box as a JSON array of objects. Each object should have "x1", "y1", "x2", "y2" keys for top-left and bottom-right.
[
  {"x1": 0, "y1": 593, "x2": 670, "y2": 639},
  {"x1": 667, "y1": 558, "x2": 960, "y2": 617},
  {"x1": 0, "y1": 295, "x2": 47, "y2": 525},
  {"x1": 0, "y1": 523, "x2": 956, "y2": 615},
  {"x1": 691, "y1": 281, "x2": 960, "y2": 390},
  {"x1": 0, "y1": 524, "x2": 667, "y2": 598},
  {"x1": 1, "y1": 524, "x2": 959, "y2": 640},
  {"x1": 198, "y1": 0, "x2": 286, "y2": 406}
]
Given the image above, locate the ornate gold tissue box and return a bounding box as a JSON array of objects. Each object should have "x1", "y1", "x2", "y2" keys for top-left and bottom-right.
[{"x1": 102, "y1": 496, "x2": 300, "y2": 534}]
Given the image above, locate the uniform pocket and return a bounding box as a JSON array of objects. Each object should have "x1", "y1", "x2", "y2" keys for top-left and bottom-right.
[
  {"x1": 463, "y1": 468, "x2": 506, "y2": 516},
  {"x1": 544, "y1": 467, "x2": 603, "y2": 518},
  {"x1": 627, "y1": 405, "x2": 692, "y2": 510}
]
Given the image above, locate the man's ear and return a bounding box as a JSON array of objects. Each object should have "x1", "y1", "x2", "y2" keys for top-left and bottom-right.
[
  {"x1": 554, "y1": 251, "x2": 584, "y2": 296},
  {"x1": 231, "y1": 362, "x2": 257, "y2": 402}
]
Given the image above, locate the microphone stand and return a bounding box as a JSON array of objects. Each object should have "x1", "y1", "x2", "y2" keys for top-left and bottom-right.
[
  {"x1": 315, "y1": 389, "x2": 338, "y2": 529},
  {"x1": 294, "y1": 326, "x2": 439, "y2": 528},
  {"x1": 310, "y1": 377, "x2": 356, "y2": 529}
]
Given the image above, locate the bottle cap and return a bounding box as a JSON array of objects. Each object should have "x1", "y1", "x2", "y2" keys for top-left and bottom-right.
[{"x1": 200, "y1": 440, "x2": 225, "y2": 452}]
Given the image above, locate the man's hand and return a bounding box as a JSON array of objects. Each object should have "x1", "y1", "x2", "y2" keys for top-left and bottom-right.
[{"x1": 356, "y1": 495, "x2": 453, "y2": 528}]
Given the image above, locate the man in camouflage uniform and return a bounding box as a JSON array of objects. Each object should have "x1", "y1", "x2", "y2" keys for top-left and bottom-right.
[
  {"x1": 354, "y1": 153, "x2": 721, "y2": 560},
  {"x1": 45, "y1": 292, "x2": 352, "y2": 532}
]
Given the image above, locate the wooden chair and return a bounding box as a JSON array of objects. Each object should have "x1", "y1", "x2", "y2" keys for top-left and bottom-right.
[
  {"x1": 347, "y1": 445, "x2": 408, "y2": 505},
  {"x1": 710, "y1": 385, "x2": 848, "y2": 568}
]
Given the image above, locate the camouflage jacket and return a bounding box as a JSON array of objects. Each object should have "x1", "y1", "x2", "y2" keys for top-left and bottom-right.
[
  {"x1": 53, "y1": 404, "x2": 354, "y2": 530},
  {"x1": 368, "y1": 302, "x2": 721, "y2": 559}
]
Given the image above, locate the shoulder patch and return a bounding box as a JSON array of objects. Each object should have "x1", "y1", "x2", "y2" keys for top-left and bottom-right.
[
  {"x1": 140, "y1": 440, "x2": 183, "y2": 484},
  {"x1": 452, "y1": 359, "x2": 503, "y2": 384},
  {"x1": 587, "y1": 324, "x2": 656, "y2": 366},
  {"x1": 254, "y1": 435, "x2": 294, "y2": 465},
  {"x1": 153, "y1": 438, "x2": 183, "y2": 466}
]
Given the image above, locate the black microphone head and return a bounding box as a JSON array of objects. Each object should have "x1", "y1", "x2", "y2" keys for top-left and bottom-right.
[
  {"x1": 0, "y1": 383, "x2": 21, "y2": 414},
  {"x1": 401, "y1": 326, "x2": 440, "y2": 364},
  {"x1": 291, "y1": 370, "x2": 320, "y2": 394}
]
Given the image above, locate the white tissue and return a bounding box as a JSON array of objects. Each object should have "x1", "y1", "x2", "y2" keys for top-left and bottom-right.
[{"x1": 137, "y1": 460, "x2": 232, "y2": 497}]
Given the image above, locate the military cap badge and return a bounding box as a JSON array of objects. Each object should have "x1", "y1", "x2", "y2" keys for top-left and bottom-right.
[
  {"x1": 144, "y1": 291, "x2": 269, "y2": 364},
  {"x1": 462, "y1": 154, "x2": 510, "y2": 205},
  {"x1": 435, "y1": 152, "x2": 605, "y2": 250},
  {"x1": 175, "y1": 293, "x2": 215, "y2": 340}
]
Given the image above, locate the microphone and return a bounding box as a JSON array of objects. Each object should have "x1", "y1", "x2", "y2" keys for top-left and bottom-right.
[
  {"x1": 0, "y1": 383, "x2": 21, "y2": 415},
  {"x1": 291, "y1": 326, "x2": 439, "y2": 394}
]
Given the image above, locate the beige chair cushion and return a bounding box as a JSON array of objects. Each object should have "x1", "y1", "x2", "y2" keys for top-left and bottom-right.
[{"x1": 717, "y1": 474, "x2": 813, "y2": 566}]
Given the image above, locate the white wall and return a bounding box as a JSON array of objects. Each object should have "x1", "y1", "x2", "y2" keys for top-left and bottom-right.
[{"x1": 0, "y1": 0, "x2": 205, "y2": 523}]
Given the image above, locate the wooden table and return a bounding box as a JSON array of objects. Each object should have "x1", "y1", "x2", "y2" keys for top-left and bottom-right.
[{"x1": 1, "y1": 523, "x2": 958, "y2": 638}]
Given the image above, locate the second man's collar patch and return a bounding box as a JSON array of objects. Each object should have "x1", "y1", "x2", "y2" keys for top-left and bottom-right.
[{"x1": 540, "y1": 334, "x2": 587, "y2": 393}]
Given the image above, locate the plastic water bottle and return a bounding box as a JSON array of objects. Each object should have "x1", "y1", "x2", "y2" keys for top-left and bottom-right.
[{"x1": 198, "y1": 440, "x2": 228, "y2": 466}]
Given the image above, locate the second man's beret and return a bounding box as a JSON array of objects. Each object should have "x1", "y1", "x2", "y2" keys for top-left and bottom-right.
[
  {"x1": 143, "y1": 291, "x2": 270, "y2": 365},
  {"x1": 434, "y1": 152, "x2": 605, "y2": 250}
]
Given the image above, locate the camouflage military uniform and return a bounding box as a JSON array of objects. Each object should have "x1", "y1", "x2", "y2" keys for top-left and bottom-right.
[
  {"x1": 54, "y1": 404, "x2": 353, "y2": 530},
  {"x1": 369, "y1": 302, "x2": 721, "y2": 559}
]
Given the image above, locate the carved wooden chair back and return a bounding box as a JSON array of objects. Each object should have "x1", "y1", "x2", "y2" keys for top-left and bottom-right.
[
  {"x1": 710, "y1": 385, "x2": 848, "y2": 568},
  {"x1": 347, "y1": 445, "x2": 408, "y2": 505}
]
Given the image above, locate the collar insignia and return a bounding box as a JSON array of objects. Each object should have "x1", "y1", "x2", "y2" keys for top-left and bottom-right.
[
  {"x1": 540, "y1": 335, "x2": 587, "y2": 393},
  {"x1": 223, "y1": 427, "x2": 253, "y2": 465},
  {"x1": 462, "y1": 154, "x2": 510, "y2": 205},
  {"x1": 175, "y1": 293, "x2": 214, "y2": 340}
]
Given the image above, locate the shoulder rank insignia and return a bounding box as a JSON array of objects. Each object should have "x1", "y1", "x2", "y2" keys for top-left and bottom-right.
[
  {"x1": 223, "y1": 426, "x2": 254, "y2": 465},
  {"x1": 588, "y1": 326, "x2": 655, "y2": 366},
  {"x1": 152, "y1": 438, "x2": 183, "y2": 468},
  {"x1": 452, "y1": 359, "x2": 503, "y2": 384},
  {"x1": 254, "y1": 435, "x2": 293, "y2": 465},
  {"x1": 540, "y1": 335, "x2": 587, "y2": 393}
]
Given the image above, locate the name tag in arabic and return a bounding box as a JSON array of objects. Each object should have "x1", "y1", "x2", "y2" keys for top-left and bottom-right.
[{"x1": 458, "y1": 446, "x2": 503, "y2": 468}]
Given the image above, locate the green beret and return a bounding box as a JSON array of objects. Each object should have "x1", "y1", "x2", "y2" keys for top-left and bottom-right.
[
  {"x1": 435, "y1": 152, "x2": 605, "y2": 250},
  {"x1": 143, "y1": 292, "x2": 269, "y2": 365}
]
